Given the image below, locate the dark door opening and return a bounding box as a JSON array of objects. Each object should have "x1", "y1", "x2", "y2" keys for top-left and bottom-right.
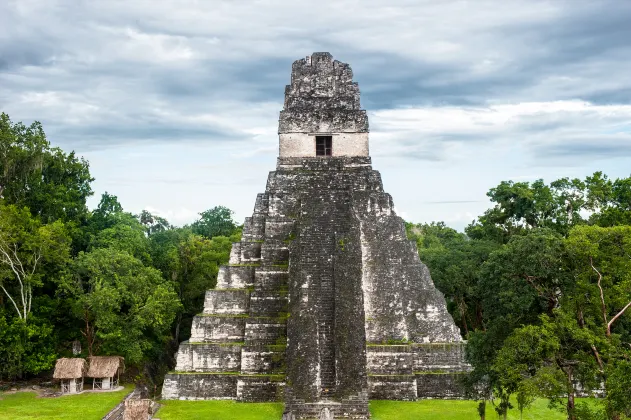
[{"x1": 316, "y1": 136, "x2": 332, "y2": 156}]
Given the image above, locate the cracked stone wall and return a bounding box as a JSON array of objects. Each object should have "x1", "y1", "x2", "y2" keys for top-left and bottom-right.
[{"x1": 162, "y1": 53, "x2": 469, "y2": 419}]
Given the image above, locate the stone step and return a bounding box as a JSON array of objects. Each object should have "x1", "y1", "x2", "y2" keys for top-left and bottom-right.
[
  {"x1": 228, "y1": 242, "x2": 242, "y2": 264},
  {"x1": 283, "y1": 398, "x2": 370, "y2": 419},
  {"x1": 244, "y1": 318, "x2": 287, "y2": 345},
  {"x1": 203, "y1": 290, "x2": 249, "y2": 315},
  {"x1": 414, "y1": 372, "x2": 466, "y2": 398},
  {"x1": 242, "y1": 215, "x2": 265, "y2": 241},
  {"x1": 267, "y1": 193, "x2": 298, "y2": 218},
  {"x1": 174, "y1": 342, "x2": 243, "y2": 372},
  {"x1": 410, "y1": 343, "x2": 469, "y2": 373},
  {"x1": 216, "y1": 265, "x2": 256, "y2": 289},
  {"x1": 162, "y1": 373, "x2": 285, "y2": 401},
  {"x1": 254, "y1": 270, "x2": 289, "y2": 290},
  {"x1": 368, "y1": 375, "x2": 417, "y2": 400},
  {"x1": 264, "y1": 218, "x2": 295, "y2": 241},
  {"x1": 229, "y1": 242, "x2": 262, "y2": 265},
  {"x1": 189, "y1": 315, "x2": 247, "y2": 343},
  {"x1": 162, "y1": 373, "x2": 238, "y2": 400},
  {"x1": 249, "y1": 291, "x2": 288, "y2": 316},
  {"x1": 366, "y1": 346, "x2": 414, "y2": 375},
  {"x1": 240, "y1": 346, "x2": 286, "y2": 374},
  {"x1": 237, "y1": 376, "x2": 285, "y2": 402},
  {"x1": 253, "y1": 193, "x2": 270, "y2": 214},
  {"x1": 260, "y1": 241, "x2": 290, "y2": 264}
]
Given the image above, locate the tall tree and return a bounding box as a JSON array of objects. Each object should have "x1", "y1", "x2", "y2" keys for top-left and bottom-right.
[
  {"x1": 0, "y1": 203, "x2": 70, "y2": 320},
  {"x1": 67, "y1": 247, "x2": 181, "y2": 363},
  {"x1": 190, "y1": 206, "x2": 238, "y2": 239},
  {"x1": 408, "y1": 222, "x2": 498, "y2": 334},
  {"x1": 0, "y1": 112, "x2": 93, "y2": 224},
  {"x1": 148, "y1": 228, "x2": 237, "y2": 342}
]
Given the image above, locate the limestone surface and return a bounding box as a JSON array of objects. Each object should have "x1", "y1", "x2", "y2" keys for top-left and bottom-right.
[{"x1": 162, "y1": 53, "x2": 469, "y2": 419}]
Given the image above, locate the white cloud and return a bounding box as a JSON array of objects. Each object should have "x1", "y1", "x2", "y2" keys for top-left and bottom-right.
[
  {"x1": 370, "y1": 101, "x2": 631, "y2": 164},
  {"x1": 2, "y1": 0, "x2": 631, "y2": 231}
]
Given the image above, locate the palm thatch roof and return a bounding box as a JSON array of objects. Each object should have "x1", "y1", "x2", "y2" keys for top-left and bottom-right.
[
  {"x1": 53, "y1": 358, "x2": 87, "y2": 379},
  {"x1": 87, "y1": 356, "x2": 125, "y2": 378}
]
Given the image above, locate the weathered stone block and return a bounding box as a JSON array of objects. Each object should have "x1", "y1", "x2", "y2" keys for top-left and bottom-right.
[
  {"x1": 366, "y1": 346, "x2": 414, "y2": 375},
  {"x1": 267, "y1": 193, "x2": 297, "y2": 218},
  {"x1": 203, "y1": 290, "x2": 249, "y2": 315},
  {"x1": 368, "y1": 375, "x2": 417, "y2": 400},
  {"x1": 253, "y1": 193, "x2": 270, "y2": 214},
  {"x1": 241, "y1": 347, "x2": 286, "y2": 374},
  {"x1": 411, "y1": 343, "x2": 469, "y2": 373},
  {"x1": 260, "y1": 241, "x2": 290, "y2": 265},
  {"x1": 229, "y1": 242, "x2": 243, "y2": 264},
  {"x1": 415, "y1": 373, "x2": 466, "y2": 399},
  {"x1": 237, "y1": 376, "x2": 285, "y2": 402},
  {"x1": 249, "y1": 291, "x2": 288, "y2": 316},
  {"x1": 161, "y1": 373, "x2": 238, "y2": 400},
  {"x1": 189, "y1": 316, "x2": 246, "y2": 343},
  {"x1": 244, "y1": 319, "x2": 287, "y2": 345},
  {"x1": 216, "y1": 266, "x2": 256, "y2": 289},
  {"x1": 242, "y1": 215, "x2": 266, "y2": 241},
  {"x1": 254, "y1": 270, "x2": 289, "y2": 290},
  {"x1": 175, "y1": 342, "x2": 242, "y2": 372}
]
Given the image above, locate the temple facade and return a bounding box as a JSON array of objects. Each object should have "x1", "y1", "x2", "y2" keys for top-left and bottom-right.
[{"x1": 162, "y1": 52, "x2": 469, "y2": 419}]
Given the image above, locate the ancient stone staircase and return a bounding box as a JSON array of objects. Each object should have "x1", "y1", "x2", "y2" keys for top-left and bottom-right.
[
  {"x1": 163, "y1": 157, "x2": 471, "y2": 418},
  {"x1": 162, "y1": 192, "x2": 292, "y2": 401}
]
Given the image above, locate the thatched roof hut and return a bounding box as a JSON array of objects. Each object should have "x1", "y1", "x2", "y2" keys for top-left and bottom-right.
[
  {"x1": 53, "y1": 358, "x2": 87, "y2": 379},
  {"x1": 87, "y1": 356, "x2": 125, "y2": 378}
]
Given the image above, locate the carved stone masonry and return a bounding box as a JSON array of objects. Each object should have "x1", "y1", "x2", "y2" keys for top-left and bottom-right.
[{"x1": 162, "y1": 52, "x2": 470, "y2": 419}]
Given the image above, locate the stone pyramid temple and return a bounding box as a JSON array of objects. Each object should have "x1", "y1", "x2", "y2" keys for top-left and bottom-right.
[{"x1": 162, "y1": 52, "x2": 469, "y2": 419}]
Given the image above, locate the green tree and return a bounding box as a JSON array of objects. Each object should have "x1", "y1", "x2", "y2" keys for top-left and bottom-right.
[
  {"x1": 0, "y1": 312, "x2": 57, "y2": 379},
  {"x1": 190, "y1": 206, "x2": 238, "y2": 239},
  {"x1": 566, "y1": 225, "x2": 631, "y2": 419},
  {"x1": 408, "y1": 222, "x2": 498, "y2": 334},
  {"x1": 67, "y1": 247, "x2": 181, "y2": 363},
  {"x1": 465, "y1": 229, "x2": 572, "y2": 418},
  {"x1": 0, "y1": 112, "x2": 93, "y2": 225},
  {"x1": 584, "y1": 172, "x2": 631, "y2": 227},
  {"x1": 0, "y1": 203, "x2": 70, "y2": 320},
  {"x1": 466, "y1": 177, "x2": 589, "y2": 242},
  {"x1": 85, "y1": 193, "x2": 151, "y2": 263},
  {"x1": 491, "y1": 324, "x2": 560, "y2": 420},
  {"x1": 148, "y1": 228, "x2": 237, "y2": 342},
  {"x1": 139, "y1": 210, "x2": 171, "y2": 236}
]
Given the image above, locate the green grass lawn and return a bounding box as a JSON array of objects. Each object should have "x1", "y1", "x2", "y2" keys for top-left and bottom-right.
[
  {"x1": 157, "y1": 400, "x2": 285, "y2": 420},
  {"x1": 156, "y1": 398, "x2": 574, "y2": 420},
  {"x1": 370, "y1": 399, "x2": 567, "y2": 420},
  {"x1": 0, "y1": 385, "x2": 132, "y2": 420},
  {"x1": 0, "y1": 389, "x2": 596, "y2": 420}
]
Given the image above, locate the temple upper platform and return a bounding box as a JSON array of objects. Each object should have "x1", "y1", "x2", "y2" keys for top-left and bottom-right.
[{"x1": 278, "y1": 52, "x2": 369, "y2": 158}]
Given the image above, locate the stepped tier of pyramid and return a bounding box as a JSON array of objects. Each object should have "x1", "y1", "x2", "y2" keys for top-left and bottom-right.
[{"x1": 162, "y1": 53, "x2": 469, "y2": 419}]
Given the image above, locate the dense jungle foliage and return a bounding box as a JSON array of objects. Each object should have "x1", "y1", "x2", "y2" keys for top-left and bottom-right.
[
  {"x1": 0, "y1": 112, "x2": 241, "y2": 390},
  {"x1": 1, "y1": 113, "x2": 629, "y2": 419},
  {"x1": 407, "y1": 174, "x2": 631, "y2": 420}
]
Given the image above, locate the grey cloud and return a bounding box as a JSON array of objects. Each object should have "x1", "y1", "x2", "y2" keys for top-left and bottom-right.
[
  {"x1": 2, "y1": 0, "x2": 631, "y2": 154},
  {"x1": 47, "y1": 123, "x2": 243, "y2": 150},
  {"x1": 534, "y1": 137, "x2": 631, "y2": 159}
]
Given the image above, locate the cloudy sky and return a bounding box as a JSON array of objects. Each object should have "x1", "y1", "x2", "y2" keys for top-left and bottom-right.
[{"x1": 2, "y1": 0, "x2": 631, "y2": 230}]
